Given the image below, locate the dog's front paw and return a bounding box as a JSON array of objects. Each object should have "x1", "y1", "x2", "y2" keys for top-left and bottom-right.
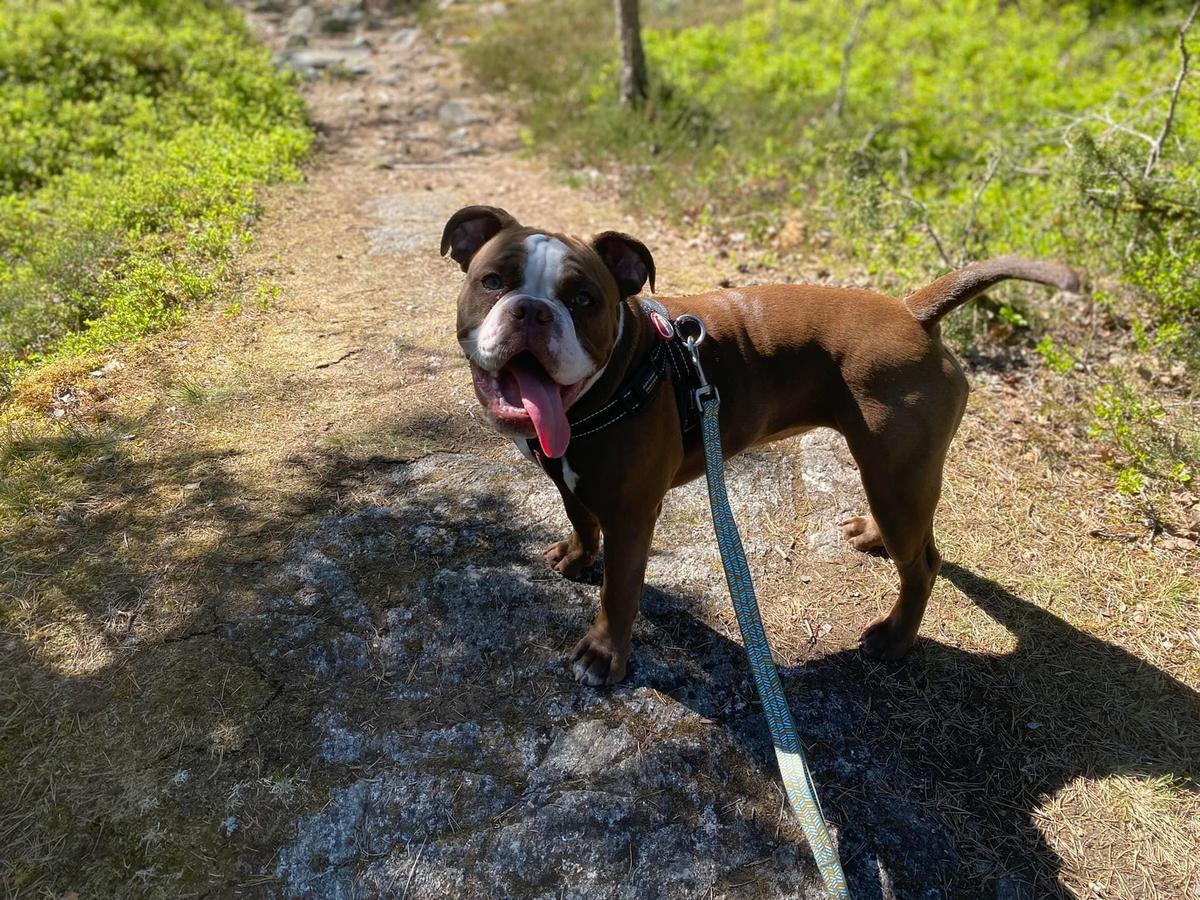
[
  {"x1": 542, "y1": 538, "x2": 596, "y2": 579},
  {"x1": 858, "y1": 612, "x2": 918, "y2": 660},
  {"x1": 570, "y1": 627, "x2": 629, "y2": 686}
]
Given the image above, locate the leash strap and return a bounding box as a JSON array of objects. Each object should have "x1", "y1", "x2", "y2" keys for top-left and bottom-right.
[{"x1": 691, "y1": 355, "x2": 850, "y2": 897}]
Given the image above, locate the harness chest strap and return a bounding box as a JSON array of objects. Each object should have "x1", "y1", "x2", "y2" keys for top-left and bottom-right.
[{"x1": 526, "y1": 299, "x2": 699, "y2": 465}]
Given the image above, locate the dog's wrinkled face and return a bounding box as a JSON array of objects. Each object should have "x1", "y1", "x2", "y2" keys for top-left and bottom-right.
[{"x1": 442, "y1": 206, "x2": 654, "y2": 458}]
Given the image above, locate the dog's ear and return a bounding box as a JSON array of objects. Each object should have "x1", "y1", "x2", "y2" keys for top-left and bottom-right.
[
  {"x1": 592, "y1": 231, "x2": 656, "y2": 297},
  {"x1": 440, "y1": 206, "x2": 518, "y2": 271}
]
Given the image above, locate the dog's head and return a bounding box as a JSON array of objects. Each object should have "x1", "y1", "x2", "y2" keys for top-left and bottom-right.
[{"x1": 442, "y1": 205, "x2": 655, "y2": 458}]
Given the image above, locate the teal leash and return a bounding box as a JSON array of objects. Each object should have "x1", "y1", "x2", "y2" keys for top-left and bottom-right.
[{"x1": 676, "y1": 315, "x2": 850, "y2": 899}]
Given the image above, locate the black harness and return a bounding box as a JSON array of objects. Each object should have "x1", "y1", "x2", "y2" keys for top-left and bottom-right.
[{"x1": 526, "y1": 299, "x2": 701, "y2": 472}]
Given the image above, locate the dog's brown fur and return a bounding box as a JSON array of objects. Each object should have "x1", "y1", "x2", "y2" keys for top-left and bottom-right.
[{"x1": 444, "y1": 207, "x2": 1080, "y2": 685}]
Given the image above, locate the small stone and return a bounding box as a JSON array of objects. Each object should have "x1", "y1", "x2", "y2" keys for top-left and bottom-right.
[
  {"x1": 90, "y1": 359, "x2": 124, "y2": 378},
  {"x1": 388, "y1": 27, "x2": 419, "y2": 50},
  {"x1": 284, "y1": 48, "x2": 371, "y2": 79},
  {"x1": 323, "y1": 3, "x2": 365, "y2": 34},
  {"x1": 438, "y1": 99, "x2": 486, "y2": 126},
  {"x1": 285, "y1": 5, "x2": 315, "y2": 37}
]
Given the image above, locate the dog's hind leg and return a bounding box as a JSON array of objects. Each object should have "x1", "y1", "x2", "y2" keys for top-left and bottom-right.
[
  {"x1": 853, "y1": 454, "x2": 945, "y2": 659},
  {"x1": 859, "y1": 526, "x2": 941, "y2": 660},
  {"x1": 838, "y1": 514, "x2": 884, "y2": 552},
  {"x1": 841, "y1": 397, "x2": 962, "y2": 658}
]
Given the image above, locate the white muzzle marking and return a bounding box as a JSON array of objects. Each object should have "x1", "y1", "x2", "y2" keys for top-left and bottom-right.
[{"x1": 461, "y1": 235, "x2": 595, "y2": 386}]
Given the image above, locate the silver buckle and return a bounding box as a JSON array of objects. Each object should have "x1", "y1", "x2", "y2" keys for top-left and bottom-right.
[{"x1": 674, "y1": 314, "x2": 719, "y2": 410}]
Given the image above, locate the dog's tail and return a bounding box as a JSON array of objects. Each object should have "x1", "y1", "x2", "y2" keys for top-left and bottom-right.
[{"x1": 903, "y1": 256, "x2": 1080, "y2": 328}]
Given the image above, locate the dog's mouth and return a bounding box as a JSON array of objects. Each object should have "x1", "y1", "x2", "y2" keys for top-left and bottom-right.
[{"x1": 470, "y1": 352, "x2": 589, "y2": 458}]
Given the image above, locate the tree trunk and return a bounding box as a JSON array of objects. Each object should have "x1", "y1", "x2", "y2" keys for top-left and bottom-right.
[{"x1": 614, "y1": 0, "x2": 648, "y2": 107}]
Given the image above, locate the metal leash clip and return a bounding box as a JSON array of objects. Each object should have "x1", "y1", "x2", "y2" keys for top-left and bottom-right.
[{"x1": 674, "y1": 314, "x2": 719, "y2": 412}]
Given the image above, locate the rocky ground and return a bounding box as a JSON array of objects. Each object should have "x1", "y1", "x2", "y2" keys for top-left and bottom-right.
[
  {"x1": 242, "y1": 11, "x2": 939, "y2": 896},
  {"x1": 4, "y1": 2, "x2": 1196, "y2": 898}
]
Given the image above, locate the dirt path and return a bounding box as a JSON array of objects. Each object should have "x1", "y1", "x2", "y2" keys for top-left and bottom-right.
[{"x1": 4, "y1": 5, "x2": 1198, "y2": 899}]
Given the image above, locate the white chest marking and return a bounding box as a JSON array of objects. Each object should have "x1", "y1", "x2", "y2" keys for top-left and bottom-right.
[
  {"x1": 521, "y1": 234, "x2": 568, "y2": 300},
  {"x1": 561, "y1": 457, "x2": 580, "y2": 493},
  {"x1": 512, "y1": 438, "x2": 578, "y2": 491}
]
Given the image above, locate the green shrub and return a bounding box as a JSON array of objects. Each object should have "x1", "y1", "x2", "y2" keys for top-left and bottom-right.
[
  {"x1": 1036, "y1": 336, "x2": 1076, "y2": 375},
  {"x1": 1090, "y1": 381, "x2": 1196, "y2": 486},
  {"x1": 463, "y1": 0, "x2": 1199, "y2": 495},
  {"x1": 0, "y1": 0, "x2": 311, "y2": 384},
  {"x1": 466, "y1": 0, "x2": 1195, "y2": 328}
]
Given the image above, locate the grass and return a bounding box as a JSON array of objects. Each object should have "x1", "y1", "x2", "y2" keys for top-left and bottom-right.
[
  {"x1": 0, "y1": 0, "x2": 312, "y2": 388},
  {"x1": 0, "y1": 6, "x2": 311, "y2": 886},
  {"x1": 460, "y1": 0, "x2": 1200, "y2": 505}
]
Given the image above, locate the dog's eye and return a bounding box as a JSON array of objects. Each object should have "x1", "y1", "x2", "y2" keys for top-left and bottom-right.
[
  {"x1": 571, "y1": 289, "x2": 594, "y2": 309},
  {"x1": 481, "y1": 273, "x2": 503, "y2": 291}
]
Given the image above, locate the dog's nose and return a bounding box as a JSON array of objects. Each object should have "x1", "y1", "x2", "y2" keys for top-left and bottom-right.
[{"x1": 508, "y1": 296, "x2": 554, "y2": 326}]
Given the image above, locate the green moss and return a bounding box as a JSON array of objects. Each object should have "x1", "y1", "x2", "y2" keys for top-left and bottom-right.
[{"x1": 0, "y1": 0, "x2": 312, "y2": 386}]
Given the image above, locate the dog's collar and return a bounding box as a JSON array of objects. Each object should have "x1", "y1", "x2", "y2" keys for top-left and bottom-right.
[{"x1": 526, "y1": 299, "x2": 700, "y2": 469}]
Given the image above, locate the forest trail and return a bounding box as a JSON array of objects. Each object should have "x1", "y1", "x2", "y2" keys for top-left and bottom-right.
[{"x1": 5, "y1": 5, "x2": 1197, "y2": 898}]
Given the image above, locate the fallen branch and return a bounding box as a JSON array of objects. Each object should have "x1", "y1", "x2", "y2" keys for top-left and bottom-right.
[
  {"x1": 961, "y1": 151, "x2": 1003, "y2": 259},
  {"x1": 832, "y1": 1, "x2": 873, "y2": 120},
  {"x1": 884, "y1": 183, "x2": 956, "y2": 268},
  {"x1": 314, "y1": 347, "x2": 363, "y2": 369},
  {"x1": 1144, "y1": 0, "x2": 1199, "y2": 177}
]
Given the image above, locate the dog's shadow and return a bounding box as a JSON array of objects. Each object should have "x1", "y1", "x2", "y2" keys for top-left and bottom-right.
[{"x1": 631, "y1": 562, "x2": 1200, "y2": 898}]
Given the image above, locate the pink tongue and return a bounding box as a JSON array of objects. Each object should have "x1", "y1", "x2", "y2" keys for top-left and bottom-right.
[{"x1": 511, "y1": 362, "x2": 570, "y2": 458}]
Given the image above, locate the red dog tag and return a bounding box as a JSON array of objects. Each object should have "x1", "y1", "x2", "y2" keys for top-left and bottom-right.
[{"x1": 650, "y1": 311, "x2": 674, "y2": 341}]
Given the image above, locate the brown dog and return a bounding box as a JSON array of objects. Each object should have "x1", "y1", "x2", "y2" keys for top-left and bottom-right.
[{"x1": 443, "y1": 205, "x2": 1079, "y2": 685}]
